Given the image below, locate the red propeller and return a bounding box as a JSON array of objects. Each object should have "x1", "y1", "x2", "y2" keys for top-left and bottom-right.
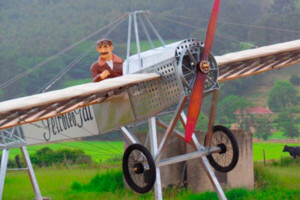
[{"x1": 184, "y1": 0, "x2": 221, "y2": 142}]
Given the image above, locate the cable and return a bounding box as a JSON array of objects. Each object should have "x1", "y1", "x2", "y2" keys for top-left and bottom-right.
[
  {"x1": 149, "y1": 13, "x2": 257, "y2": 47},
  {"x1": 36, "y1": 14, "x2": 127, "y2": 94},
  {"x1": 152, "y1": 16, "x2": 185, "y2": 39},
  {"x1": 25, "y1": 135, "x2": 122, "y2": 160},
  {"x1": 152, "y1": 12, "x2": 300, "y2": 33},
  {"x1": 36, "y1": 45, "x2": 94, "y2": 93},
  {"x1": 31, "y1": 17, "x2": 128, "y2": 153},
  {"x1": 15, "y1": 14, "x2": 129, "y2": 157},
  {"x1": 0, "y1": 13, "x2": 128, "y2": 90},
  {"x1": 80, "y1": 126, "x2": 123, "y2": 154},
  {"x1": 27, "y1": 122, "x2": 122, "y2": 156}
]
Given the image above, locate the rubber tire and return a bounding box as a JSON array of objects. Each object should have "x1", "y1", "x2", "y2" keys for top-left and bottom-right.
[
  {"x1": 205, "y1": 125, "x2": 239, "y2": 173},
  {"x1": 122, "y1": 143, "x2": 156, "y2": 194}
]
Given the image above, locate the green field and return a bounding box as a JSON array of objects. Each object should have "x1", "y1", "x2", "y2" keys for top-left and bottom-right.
[
  {"x1": 3, "y1": 141, "x2": 300, "y2": 199},
  {"x1": 3, "y1": 167, "x2": 123, "y2": 200},
  {"x1": 253, "y1": 142, "x2": 300, "y2": 161},
  {"x1": 8, "y1": 141, "x2": 124, "y2": 163},
  {"x1": 3, "y1": 163, "x2": 300, "y2": 199},
  {"x1": 7, "y1": 141, "x2": 300, "y2": 164}
]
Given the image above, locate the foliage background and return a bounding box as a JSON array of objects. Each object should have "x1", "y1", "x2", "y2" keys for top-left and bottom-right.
[{"x1": 0, "y1": 0, "x2": 299, "y2": 100}]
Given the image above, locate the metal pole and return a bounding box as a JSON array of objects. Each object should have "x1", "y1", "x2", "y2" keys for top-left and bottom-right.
[
  {"x1": 155, "y1": 96, "x2": 188, "y2": 163},
  {"x1": 20, "y1": 146, "x2": 43, "y2": 200},
  {"x1": 180, "y1": 112, "x2": 227, "y2": 200},
  {"x1": 144, "y1": 13, "x2": 166, "y2": 47},
  {"x1": 120, "y1": 126, "x2": 140, "y2": 144},
  {"x1": 205, "y1": 89, "x2": 219, "y2": 149},
  {"x1": 133, "y1": 12, "x2": 142, "y2": 69},
  {"x1": 126, "y1": 14, "x2": 132, "y2": 74},
  {"x1": 139, "y1": 16, "x2": 154, "y2": 49},
  {"x1": 148, "y1": 117, "x2": 163, "y2": 200},
  {"x1": 0, "y1": 149, "x2": 9, "y2": 199}
]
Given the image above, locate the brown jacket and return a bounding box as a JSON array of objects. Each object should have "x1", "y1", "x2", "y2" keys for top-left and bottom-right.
[{"x1": 90, "y1": 54, "x2": 124, "y2": 82}]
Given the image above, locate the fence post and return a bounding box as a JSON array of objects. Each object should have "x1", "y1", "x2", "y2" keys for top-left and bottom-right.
[{"x1": 263, "y1": 149, "x2": 266, "y2": 167}]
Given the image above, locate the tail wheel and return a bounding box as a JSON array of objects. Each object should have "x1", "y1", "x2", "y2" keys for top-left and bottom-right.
[
  {"x1": 205, "y1": 125, "x2": 239, "y2": 172},
  {"x1": 122, "y1": 144, "x2": 156, "y2": 193}
]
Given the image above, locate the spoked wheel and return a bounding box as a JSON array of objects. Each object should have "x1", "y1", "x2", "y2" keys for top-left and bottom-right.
[
  {"x1": 205, "y1": 125, "x2": 239, "y2": 172},
  {"x1": 122, "y1": 144, "x2": 156, "y2": 194}
]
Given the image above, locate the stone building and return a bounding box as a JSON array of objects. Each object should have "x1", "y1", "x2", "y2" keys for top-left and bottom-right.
[
  {"x1": 187, "y1": 129, "x2": 254, "y2": 192},
  {"x1": 133, "y1": 127, "x2": 254, "y2": 191}
]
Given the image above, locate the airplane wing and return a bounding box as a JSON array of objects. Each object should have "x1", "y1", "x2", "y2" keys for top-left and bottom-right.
[
  {"x1": 0, "y1": 73, "x2": 160, "y2": 130},
  {"x1": 216, "y1": 40, "x2": 300, "y2": 82}
]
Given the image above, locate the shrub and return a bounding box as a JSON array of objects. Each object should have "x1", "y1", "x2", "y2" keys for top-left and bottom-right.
[
  {"x1": 279, "y1": 157, "x2": 300, "y2": 167},
  {"x1": 71, "y1": 170, "x2": 124, "y2": 193},
  {"x1": 104, "y1": 155, "x2": 122, "y2": 164},
  {"x1": 30, "y1": 147, "x2": 91, "y2": 167},
  {"x1": 0, "y1": 154, "x2": 26, "y2": 168},
  {"x1": 290, "y1": 74, "x2": 300, "y2": 86},
  {"x1": 254, "y1": 164, "x2": 278, "y2": 189}
]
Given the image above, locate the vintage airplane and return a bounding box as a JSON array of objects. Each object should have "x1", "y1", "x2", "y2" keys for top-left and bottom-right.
[{"x1": 0, "y1": 0, "x2": 299, "y2": 199}]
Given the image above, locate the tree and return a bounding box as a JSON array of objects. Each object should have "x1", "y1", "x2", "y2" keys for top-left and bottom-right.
[
  {"x1": 274, "y1": 111, "x2": 300, "y2": 138},
  {"x1": 251, "y1": 114, "x2": 273, "y2": 140},
  {"x1": 290, "y1": 74, "x2": 300, "y2": 86},
  {"x1": 217, "y1": 95, "x2": 252, "y2": 125},
  {"x1": 268, "y1": 80, "x2": 298, "y2": 112},
  {"x1": 271, "y1": 0, "x2": 296, "y2": 13}
]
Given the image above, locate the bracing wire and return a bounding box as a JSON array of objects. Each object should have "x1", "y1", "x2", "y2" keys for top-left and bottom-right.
[
  {"x1": 0, "y1": 13, "x2": 128, "y2": 90},
  {"x1": 28, "y1": 122, "x2": 122, "y2": 155},
  {"x1": 36, "y1": 15, "x2": 127, "y2": 94},
  {"x1": 23, "y1": 15, "x2": 129, "y2": 157},
  {"x1": 25, "y1": 134, "x2": 121, "y2": 158},
  {"x1": 151, "y1": 12, "x2": 300, "y2": 33},
  {"x1": 17, "y1": 14, "x2": 129, "y2": 159},
  {"x1": 149, "y1": 13, "x2": 257, "y2": 47},
  {"x1": 36, "y1": 45, "x2": 94, "y2": 94}
]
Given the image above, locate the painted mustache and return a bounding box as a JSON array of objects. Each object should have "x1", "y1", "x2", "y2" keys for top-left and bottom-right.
[{"x1": 101, "y1": 52, "x2": 109, "y2": 55}]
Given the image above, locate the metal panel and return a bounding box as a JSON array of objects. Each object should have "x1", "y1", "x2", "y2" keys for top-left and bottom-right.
[
  {"x1": 22, "y1": 106, "x2": 99, "y2": 145},
  {"x1": 128, "y1": 58, "x2": 184, "y2": 119},
  {"x1": 93, "y1": 92, "x2": 135, "y2": 133}
]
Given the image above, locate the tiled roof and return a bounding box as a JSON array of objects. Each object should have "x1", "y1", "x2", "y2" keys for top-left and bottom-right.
[{"x1": 234, "y1": 106, "x2": 274, "y2": 115}]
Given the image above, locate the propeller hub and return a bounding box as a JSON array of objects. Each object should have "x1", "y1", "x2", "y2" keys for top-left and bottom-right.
[{"x1": 199, "y1": 61, "x2": 210, "y2": 74}]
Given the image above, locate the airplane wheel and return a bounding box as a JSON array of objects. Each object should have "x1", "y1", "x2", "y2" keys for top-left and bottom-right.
[
  {"x1": 205, "y1": 125, "x2": 239, "y2": 172},
  {"x1": 122, "y1": 144, "x2": 156, "y2": 193}
]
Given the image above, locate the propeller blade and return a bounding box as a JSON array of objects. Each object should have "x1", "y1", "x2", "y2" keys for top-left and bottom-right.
[
  {"x1": 184, "y1": 72, "x2": 206, "y2": 142},
  {"x1": 201, "y1": 0, "x2": 221, "y2": 61},
  {"x1": 184, "y1": 0, "x2": 221, "y2": 142}
]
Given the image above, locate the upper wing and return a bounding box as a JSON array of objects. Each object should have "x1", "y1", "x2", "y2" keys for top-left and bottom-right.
[
  {"x1": 0, "y1": 73, "x2": 160, "y2": 130},
  {"x1": 216, "y1": 40, "x2": 300, "y2": 82}
]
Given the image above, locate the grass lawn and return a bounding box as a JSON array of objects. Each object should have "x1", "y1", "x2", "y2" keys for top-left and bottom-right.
[
  {"x1": 8, "y1": 141, "x2": 124, "y2": 163},
  {"x1": 3, "y1": 163, "x2": 300, "y2": 199},
  {"x1": 3, "y1": 140, "x2": 300, "y2": 199},
  {"x1": 3, "y1": 167, "x2": 122, "y2": 200},
  {"x1": 7, "y1": 140, "x2": 300, "y2": 163},
  {"x1": 268, "y1": 166, "x2": 300, "y2": 190},
  {"x1": 253, "y1": 142, "x2": 300, "y2": 161}
]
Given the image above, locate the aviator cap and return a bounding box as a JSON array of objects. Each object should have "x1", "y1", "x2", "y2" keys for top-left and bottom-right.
[{"x1": 96, "y1": 39, "x2": 113, "y2": 46}]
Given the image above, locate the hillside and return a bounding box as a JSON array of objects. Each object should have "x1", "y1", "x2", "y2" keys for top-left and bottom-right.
[
  {"x1": 0, "y1": 0, "x2": 299, "y2": 101},
  {"x1": 243, "y1": 63, "x2": 300, "y2": 106}
]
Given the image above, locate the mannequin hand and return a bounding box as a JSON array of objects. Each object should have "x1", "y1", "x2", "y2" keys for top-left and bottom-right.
[{"x1": 100, "y1": 70, "x2": 110, "y2": 79}]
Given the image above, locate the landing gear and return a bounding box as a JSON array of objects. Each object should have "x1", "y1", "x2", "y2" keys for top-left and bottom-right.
[
  {"x1": 122, "y1": 144, "x2": 156, "y2": 193},
  {"x1": 205, "y1": 125, "x2": 239, "y2": 173}
]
